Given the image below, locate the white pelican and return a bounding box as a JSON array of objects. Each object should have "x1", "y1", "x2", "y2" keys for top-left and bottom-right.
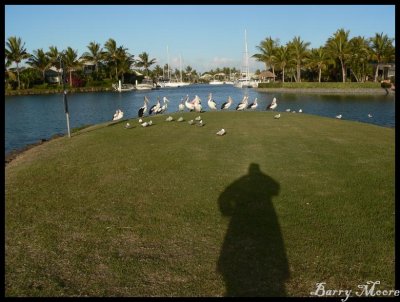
[
  {"x1": 298, "y1": 109, "x2": 303, "y2": 113},
  {"x1": 216, "y1": 128, "x2": 226, "y2": 136},
  {"x1": 138, "y1": 96, "x2": 149, "y2": 117},
  {"x1": 247, "y1": 98, "x2": 258, "y2": 110},
  {"x1": 157, "y1": 96, "x2": 169, "y2": 114},
  {"x1": 177, "y1": 117, "x2": 184, "y2": 122},
  {"x1": 368, "y1": 114, "x2": 373, "y2": 118},
  {"x1": 149, "y1": 97, "x2": 161, "y2": 115},
  {"x1": 185, "y1": 95, "x2": 195, "y2": 111},
  {"x1": 113, "y1": 109, "x2": 124, "y2": 121},
  {"x1": 178, "y1": 98, "x2": 185, "y2": 111},
  {"x1": 221, "y1": 96, "x2": 233, "y2": 110},
  {"x1": 236, "y1": 96, "x2": 248, "y2": 111},
  {"x1": 266, "y1": 97, "x2": 277, "y2": 110},
  {"x1": 207, "y1": 93, "x2": 217, "y2": 110},
  {"x1": 336, "y1": 114, "x2": 342, "y2": 119},
  {"x1": 286, "y1": 108, "x2": 291, "y2": 112},
  {"x1": 165, "y1": 116, "x2": 174, "y2": 122},
  {"x1": 193, "y1": 96, "x2": 202, "y2": 112},
  {"x1": 274, "y1": 113, "x2": 281, "y2": 119}
]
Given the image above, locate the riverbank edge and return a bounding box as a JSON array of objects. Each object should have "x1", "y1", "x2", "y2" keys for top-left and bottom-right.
[
  {"x1": 5, "y1": 86, "x2": 114, "y2": 96},
  {"x1": 256, "y1": 88, "x2": 395, "y2": 95}
]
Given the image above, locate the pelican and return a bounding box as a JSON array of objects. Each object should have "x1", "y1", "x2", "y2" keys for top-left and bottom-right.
[
  {"x1": 138, "y1": 96, "x2": 149, "y2": 117},
  {"x1": 207, "y1": 93, "x2": 217, "y2": 110},
  {"x1": 113, "y1": 109, "x2": 124, "y2": 121},
  {"x1": 178, "y1": 98, "x2": 185, "y2": 111},
  {"x1": 165, "y1": 116, "x2": 174, "y2": 122},
  {"x1": 221, "y1": 96, "x2": 233, "y2": 110},
  {"x1": 141, "y1": 120, "x2": 153, "y2": 127},
  {"x1": 216, "y1": 128, "x2": 226, "y2": 136},
  {"x1": 274, "y1": 113, "x2": 281, "y2": 119},
  {"x1": 266, "y1": 97, "x2": 277, "y2": 110},
  {"x1": 157, "y1": 96, "x2": 169, "y2": 114},
  {"x1": 368, "y1": 114, "x2": 373, "y2": 118},
  {"x1": 247, "y1": 98, "x2": 258, "y2": 110},
  {"x1": 193, "y1": 96, "x2": 202, "y2": 112},
  {"x1": 177, "y1": 117, "x2": 184, "y2": 122},
  {"x1": 236, "y1": 96, "x2": 248, "y2": 111},
  {"x1": 298, "y1": 109, "x2": 303, "y2": 113},
  {"x1": 149, "y1": 97, "x2": 161, "y2": 115},
  {"x1": 185, "y1": 95, "x2": 195, "y2": 111},
  {"x1": 336, "y1": 114, "x2": 342, "y2": 119}
]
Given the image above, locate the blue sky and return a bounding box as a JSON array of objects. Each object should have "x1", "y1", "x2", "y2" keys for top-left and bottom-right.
[{"x1": 5, "y1": 5, "x2": 395, "y2": 73}]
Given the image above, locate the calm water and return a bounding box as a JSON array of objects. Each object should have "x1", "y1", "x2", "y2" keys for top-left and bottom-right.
[{"x1": 5, "y1": 84, "x2": 395, "y2": 155}]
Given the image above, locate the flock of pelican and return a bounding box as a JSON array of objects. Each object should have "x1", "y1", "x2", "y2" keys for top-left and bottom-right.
[{"x1": 113, "y1": 94, "x2": 374, "y2": 126}]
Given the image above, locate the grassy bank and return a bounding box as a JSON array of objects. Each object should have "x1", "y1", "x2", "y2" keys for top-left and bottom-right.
[
  {"x1": 258, "y1": 82, "x2": 382, "y2": 89},
  {"x1": 5, "y1": 111, "x2": 395, "y2": 297}
]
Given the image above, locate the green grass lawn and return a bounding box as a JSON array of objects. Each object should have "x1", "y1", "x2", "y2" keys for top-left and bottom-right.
[{"x1": 5, "y1": 111, "x2": 395, "y2": 297}]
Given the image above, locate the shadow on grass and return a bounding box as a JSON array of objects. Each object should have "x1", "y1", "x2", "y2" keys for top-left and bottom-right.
[{"x1": 217, "y1": 163, "x2": 289, "y2": 297}]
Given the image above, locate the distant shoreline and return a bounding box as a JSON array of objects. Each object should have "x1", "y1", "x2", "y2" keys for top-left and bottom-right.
[{"x1": 256, "y1": 88, "x2": 395, "y2": 95}]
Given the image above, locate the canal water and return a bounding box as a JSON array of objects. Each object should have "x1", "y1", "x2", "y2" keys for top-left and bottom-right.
[{"x1": 5, "y1": 84, "x2": 395, "y2": 155}]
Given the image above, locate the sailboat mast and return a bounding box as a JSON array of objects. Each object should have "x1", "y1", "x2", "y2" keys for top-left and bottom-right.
[
  {"x1": 167, "y1": 45, "x2": 170, "y2": 79},
  {"x1": 245, "y1": 29, "x2": 249, "y2": 79},
  {"x1": 179, "y1": 54, "x2": 182, "y2": 82}
]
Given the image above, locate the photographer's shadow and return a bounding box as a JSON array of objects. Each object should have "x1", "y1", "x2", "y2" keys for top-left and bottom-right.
[{"x1": 217, "y1": 163, "x2": 289, "y2": 296}]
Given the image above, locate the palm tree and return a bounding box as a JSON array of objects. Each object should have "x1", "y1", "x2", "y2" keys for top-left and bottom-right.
[
  {"x1": 46, "y1": 46, "x2": 61, "y2": 85},
  {"x1": 325, "y1": 28, "x2": 351, "y2": 83},
  {"x1": 63, "y1": 47, "x2": 81, "y2": 87},
  {"x1": 348, "y1": 36, "x2": 370, "y2": 82},
  {"x1": 252, "y1": 37, "x2": 279, "y2": 80},
  {"x1": 369, "y1": 32, "x2": 394, "y2": 82},
  {"x1": 116, "y1": 46, "x2": 134, "y2": 83},
  {"x1": 26, "y1": 48, "x2": 51, "y2": 83},
  {"x1": 287, "y1": 36, "x2": 310, "y2": 82},
  {"x1": 5, "y1": 36, "x2": 30, "y2": 89},
  {"x1": 104, "y1": 38, "x2": 120, "y2": 80},
  {"x1": 307, "y1": 47, "x2": 329, "y2": 83},
  {"x1": 81, "y1": 41, "x2": 105, "y2": 77},
  {"x1": 274, "y1": 46, "x2": 290, "y2": 82},
  {"x1": 135, "y1": 52, "x2": 156, "y2": 76}
]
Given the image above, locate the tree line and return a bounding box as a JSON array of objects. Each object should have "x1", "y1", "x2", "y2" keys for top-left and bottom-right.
[
  {"x1": 5, "y1": 28, "x2": 395, "y2": 90},
  {"x1": 252, "y1": 28, "x2": 395, "y2": 83}
]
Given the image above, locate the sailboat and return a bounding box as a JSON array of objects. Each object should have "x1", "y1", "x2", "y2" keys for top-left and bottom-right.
[
  {"x1": 163, "y1": 48, "x2": 190, "y2": 88},
  {"x1": 234, "y1": 30, "x2": 258, "y2": 88}
]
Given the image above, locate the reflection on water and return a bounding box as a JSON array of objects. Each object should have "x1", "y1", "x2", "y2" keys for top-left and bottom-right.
[{"x1": 5, "y1": 84, "x2": 395, "y2": 155}]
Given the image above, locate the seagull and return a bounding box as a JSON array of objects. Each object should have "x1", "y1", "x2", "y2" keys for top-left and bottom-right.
[
  {"x1": 165, "y1": 116, "x2": 174, "y2": 122},
  {"x1": 247, "y1": 98, "x2": 258, "y2": 110},
  {"x1": 221, "y1": 96, "x2": 233, "y2": 110},
  {"x1": 286, "y1": 108, "x2": 291, "y2": 112},
  {"x1": 274, "y1": 113, "x2": 281, "y2": 119},
  {"x1": 177, "y1": 117, "x2": 184, "y2": 122},
  {"x1": 266, "y1": 97, "x2": 277, "y2": 110},
  {"x1": 298, "y1": 109, "x2": 303, "y2": 113},
  {"x1": 141, "y1": 120, "x2": 153, "y2": 127},
  {"x1": 138, "y1": 96, "x2": 149, "y2": 117},
  {"x1": 207, "y1": 93, "x2": 217, "y2": 110},
  {"x1": 138, "y1": 118, "x2": 143, "y2": 123},
  {"x1": 236, "y1": 95, "x2": 248, "y2": 111},
  {"x1": 149, "y1": 97, "x2": 161, "y2": 115},
  {"x1": 292, "y1": 111, "x2": 296, "y2": 113},
  {"x1": 185, "y1": 95, "x2": 195, "y2": 111},
  {"x1": 188, "y1": 120, "x2": 194, "y2": 125},
  {"x1": 195, "y1": 116, "x2": 202, "y2": 121},
  {"x1": 336, "y1": 114, "x2": 342, "y2": 119},
  {"x1": 125, "y1": 122, "x2": 131, "y2": 129},
  {"x1": 178, "y1": 98, "x2": 185, "y2": 111},
  {"x1": 216, "y1": 128, "x2": 226, "y2": 136},
  {"x1": 196, "y1": 120, "x2": 205, "y2": 127},
  {"x1": 113, "y1": 109, "x2": 124, "y2": 121},
  {"x1": 368, "y1": 114, "x2": 373, "y2": 118}
]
